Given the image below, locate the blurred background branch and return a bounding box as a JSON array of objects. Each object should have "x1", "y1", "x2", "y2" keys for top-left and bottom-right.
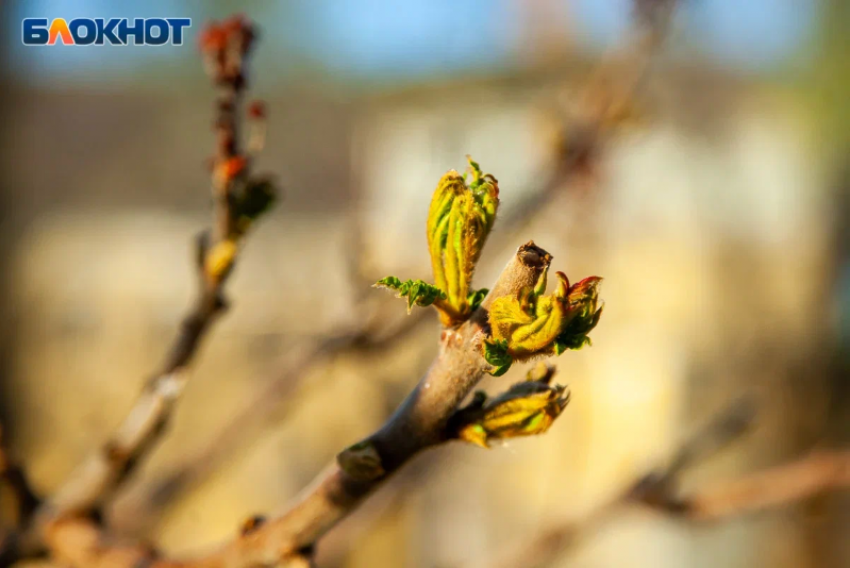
[
  {"x1": 5, "y1": 14, "x2": 279, "y2": 567},
  {"x1": 473, "y1": 398, "x2": 849, "y2": 568}
]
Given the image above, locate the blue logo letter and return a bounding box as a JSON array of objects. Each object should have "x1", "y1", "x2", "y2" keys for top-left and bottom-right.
[
  {"x1": 70, "y1": 18, "x2": 97, "y2": 45},
  {"x1": 118, "y1": 18, "x2": 145, "y2": 45},
  {"x1": 22, "y1": 18, "x2": 49, "y2": 45},
  {"x1": 144, "y1": 18, "x2": 169, "y2": 45},
  {"x1": 167, "y1": 18, "x2": 191, "y2": 45},
  {"x1": 96, "y1": 18, "x2": 122, "y2": 45}
]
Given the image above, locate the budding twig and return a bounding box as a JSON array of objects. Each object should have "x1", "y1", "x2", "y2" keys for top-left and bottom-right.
[
  {"x1": 11, "y1": 15, "x2": 277, "y2": 565},
  {"x1": 39, "y1": 242, "x2": 552, "y2": 568}
]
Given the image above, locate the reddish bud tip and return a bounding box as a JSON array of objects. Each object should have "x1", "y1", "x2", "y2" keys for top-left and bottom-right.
[
  {"x1": 248, "y1": 100, "x2": 266, "y2": 119},
  {"x1": 199, "y1": 23, "x2": 226, "y2": 53},
  {"x1": 217, "y1": 156, "x2": 248, "y2": 182}
]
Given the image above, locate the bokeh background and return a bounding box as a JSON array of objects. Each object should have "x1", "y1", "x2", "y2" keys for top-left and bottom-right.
[{"x1": 1, "y1": 1, "x2": 848, "y2": 567}]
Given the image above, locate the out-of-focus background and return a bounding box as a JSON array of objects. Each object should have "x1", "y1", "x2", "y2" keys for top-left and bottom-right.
[{"x1": 1, "y1": 1, "x2": 848, "y2": 567}]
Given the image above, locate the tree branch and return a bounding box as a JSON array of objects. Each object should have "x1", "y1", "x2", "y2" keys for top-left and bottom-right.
[
  {"x1": 114, "y1": 307, "x2": 429, "y2": 537},
  {"x1": 40, "y1": 241, "x2": 552, "y2": 568}
]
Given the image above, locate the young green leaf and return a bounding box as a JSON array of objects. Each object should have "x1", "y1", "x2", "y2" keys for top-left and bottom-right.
[
  {"x1": 467, "y1": 288, "x2": 489, "y2": 312},
  {"x1": 483, "y1": 338, "x2": 513, "y2": 377},
  {"x1": 426, "y1": 156, "x2": 499, "y2": 326},
  {"x1": 374, "y1": 276, "x2": 447, "y2": 312},
  {"x1": 239, "y1": 177, "x2": 277, "y2": 220}
]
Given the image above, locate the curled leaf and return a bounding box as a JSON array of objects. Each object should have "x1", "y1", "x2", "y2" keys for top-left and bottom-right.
[
  {"x1": 554, "y1": 276, "x2": 604, "y2": 354},
  {"x1": 454, "y1": 368, "x2": 570, "y2": 448},
  {"x1": 426, "y1": 157, "x2": 499, "y2": 326},
  {"x1": 467, "y1": 288, "x2": 489, "y2": 313},
  {"x1": 483, "y1": 338, "x2": 512, "y2": 377},
  {"x1": 488, "y1": 268, "x2": 603, "y2": 360},
  {"x1": 375, "y1": 276, "x2": 447, "y2": 312}
]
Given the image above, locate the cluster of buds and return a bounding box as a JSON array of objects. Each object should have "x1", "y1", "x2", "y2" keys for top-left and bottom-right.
[
  {"x1": 484, "y1": 266, "x2": 603, "y2": 376},
  {"x1": 198, "y1": 15, "x2": 256, "y2": 85},
  {"x1": 376, "y1": 156, "x2": 499, "y2": 327},
  {"x1": 197, "y1": 16, "x2": 276, "y2": 284},
  {"x1": 452, "y1": 363, "x2": 570, "y2": 448}
]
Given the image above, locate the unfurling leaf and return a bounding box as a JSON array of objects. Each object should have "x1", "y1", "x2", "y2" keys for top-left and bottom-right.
[
  {"x1": 467, "y1": 288, "x2": 489, "y2": 312},
  {"x1": 554, "y1": 276, "x2": 603, "y2": 354},
  {"x1": 426, "y1": 156, "x2": 499, "y2": 326},
  {"x1": 483, "y1": 338, "x2": 512, "y2": 377},
  {"x1": 454, "y1": 365, "x2": 570, "y2": 448},
  {"x1": 488, "y1": 267, "x2": 603, "y2": 360},
  {"x1": 374, "y1": 276, "x2": 447, "y2": 313}
]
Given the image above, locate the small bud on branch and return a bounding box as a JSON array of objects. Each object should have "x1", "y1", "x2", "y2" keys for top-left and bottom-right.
[
  {"x1": 452, "y1": 363, "x2": 570, "y2": 448},
  {"x1": 377, "y1": 156, "x2": 498, "y2": 327},
  {"x1": 484, "y1": 267, "x2": 603, "y2": 375}
]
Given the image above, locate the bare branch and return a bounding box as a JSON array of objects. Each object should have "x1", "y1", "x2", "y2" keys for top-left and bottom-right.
[
  {"x1": 473, "y1": 398, "x2": 850, "y2": 568},
  {"x1": 629, "y1": 395, "x2": 757, "y2": 508},
  {"x1": 670, "y1": 449, "x2": 850, "y2": 521},
  {"x1": 115, "y1": 307, "x2": 429, "y2": 536},
  {"x1": 0, "y1": 424, "x2": 41, "y2": 564},
  {"x1": 0, "y1": 424, "x2": 40, "y2": 526}
]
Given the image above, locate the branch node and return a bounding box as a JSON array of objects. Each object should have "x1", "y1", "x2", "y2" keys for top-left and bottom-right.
[
  {"x1": 239, "y1": 514, "x2": 267, "y2": 536},
  {"x1": 337, "y1": 441, "x2": 386, "y2": 482}
]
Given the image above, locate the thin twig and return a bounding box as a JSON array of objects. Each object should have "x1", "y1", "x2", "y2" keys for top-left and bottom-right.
[
  {"x1": 0, "y1": 424, "x2": 41, "y2": 564},
  {"x1": 0, "y1": 424, "x2": 40, "y2": 526},
  {"x1": 115, "y1": 306, "x2": 429, "y2": 536},
  {"x1": 668, "y1": 449, "x2": 850, "y2": 521},
  {"x1": 12, "y1": 15, "x2": 269, "y2": 564}
]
